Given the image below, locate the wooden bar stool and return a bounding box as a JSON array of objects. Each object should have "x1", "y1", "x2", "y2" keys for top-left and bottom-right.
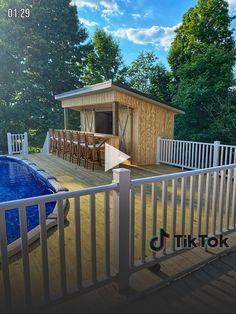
[
  {"x1": 53, "y1": 129, "x2": 60, "y2": 156},
  {"x1": 49, "y1": 128, "x2": 55, "y2": 153},
  {"x1": 64, "y1": 130, "x2": 72, "y2": 161},
  {"x1": 78, "y1": 132, "x2": 87, "y2": 167},
  {"x1": 58, "y1": 129, "x2": 66, "y2": 158},
  {"x1": 85, "y1": 134, "x2": 106, "y2": 171},
  {"x1": 71, "y1": 131, "x2": 79, "y2": 164},
  {"x1": 96, "y1": 137, "x2": 106, "y2": 166}
]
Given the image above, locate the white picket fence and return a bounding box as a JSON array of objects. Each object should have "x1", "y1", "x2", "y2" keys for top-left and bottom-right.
[
  {"x1": 1, "y1": 165, "x2": 236, "y2": 312},
  {"x1": 157, "y1": 137, "x2": 236, "y2": 169},
  {"x1": 7, "y1": 132, "x2": 28, "y2": 155}
]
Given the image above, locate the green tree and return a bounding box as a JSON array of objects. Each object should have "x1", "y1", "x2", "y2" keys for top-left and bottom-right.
[
  {"x1": 123, "y1": 51, "x2": 172, "y2": 102},
  {"x1": 168, "y1": 0, "x2": 234, "y2": 78},
  {"x1": 173, "y1": 46, "x2": 235, "y2": 141},
  {"x1": 0, "y1": 0, "x2": 88, "y2": 152},
  {"x1": 82, "y1": 29, "x2": 123, "y2": 84},
  {"x1": 168, "y1": 0, "x2": 235, "y2": 143}
]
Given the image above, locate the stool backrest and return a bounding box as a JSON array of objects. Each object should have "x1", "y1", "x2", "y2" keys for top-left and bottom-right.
[
  {"x1": 65, "y1": 130, "x2": 72, "y2": 141},
  {"x1": 54, "y1": 129, "x2": 60, "y2": 139},
  {"x1": 59, "y1": 129, "x2": 65, "y2": 140},
  {"x1": 72, "y1": 131, "x2": 79, "y2": 142},
  {"x1": 49, "y1": 128, "x2": 54, "y2": 139},
  {"x1": 79, "y1": 132, "x2": 86, "y2": 144},
  {"x1": 86, "y1": 133, "x2": 95, "y2": 146}
]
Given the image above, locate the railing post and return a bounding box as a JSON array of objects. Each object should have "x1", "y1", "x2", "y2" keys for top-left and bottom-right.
[
  {"x1": 112, "y1": 168, "x2": 131, "y2": 291},
  {"x1": 23, "y1": 132, "x2": 28, "y2": 155},
  {"x1": 213, "y1": 141, "x2": 220, "y2": 167},
  {"x1": 156, "y1": 136, "x2": 161, "y2": 164},
  {"x1": 7, "y1": 133, "x2": 13, "y2": 155},
  {"x1": 41, "y1": 132, "x2": 50, "y2": 154}
]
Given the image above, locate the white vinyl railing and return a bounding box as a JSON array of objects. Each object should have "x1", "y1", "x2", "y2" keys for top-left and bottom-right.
[
  {"x1": 41, "y1": 131, "x2": 50, "y2": 154},
  {"x1": 7, "y1": 132, "x2": 28, "y2": 155},
  {"x1": 157, "y1": 137, "x2": 236, "y2": 169},
  {"x1": 1, "y1": 165, "x2": 236, "y2": 312},
  {"x1": 0, "y1": 177, "x2": 119, "y2": 313},
  {"x1": 130, "y1": 164, "x2": 236, "y2": 272},
  {"x1": 218, "y1": 144, "x2": 236, "y2": 166}
]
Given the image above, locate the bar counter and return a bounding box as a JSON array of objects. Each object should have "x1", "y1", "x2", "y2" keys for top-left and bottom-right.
[{"x1": 86, "y1": 132, "x2": 119, "y2": 149}]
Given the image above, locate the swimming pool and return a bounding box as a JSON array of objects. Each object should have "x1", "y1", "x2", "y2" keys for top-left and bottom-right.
[{"x1": 0, "y1": 157, "x2": 57, "y2": 244}]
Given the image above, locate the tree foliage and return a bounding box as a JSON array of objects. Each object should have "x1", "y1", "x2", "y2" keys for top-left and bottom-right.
[
  {"x1": 121, "y1": 51, "x2": 172, "y2": 102},
  {"x1": 168, "y1": 0, "x2": 235, "y2": 78},
  {"x1": 82, "y1": 29, "x2": 123, "y2": 84},
  {"x1": 0, "y1": 0, "x2": 88, "y2": 152},
  {"x1": 169, "y1": 0, "x2": 236, "y2": 143}
]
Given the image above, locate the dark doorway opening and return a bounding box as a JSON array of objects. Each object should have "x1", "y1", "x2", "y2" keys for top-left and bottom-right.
[{"x1": 95, "y1": 111, "x2": 113, "y2": 134}]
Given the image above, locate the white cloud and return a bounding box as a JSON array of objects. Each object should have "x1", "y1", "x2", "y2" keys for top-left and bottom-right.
[
  {"x1": 109, "y1": 24, "x2": 181, "y2": 50},
  {"x1": 71, "y1": 0, "x2": 121, "y2": 17},
  {"x1": 80, "y1": 17, "x2": 98, "y2": 26},
  {"x1": 131, "y1": 13, "x2": 141, "y2": 19},
  {"x1": 144, "y1": 10, "x2": 152, "y2": 18},
  {"x1": 71, "y1": 0, "x2": 98, "y2": 9},
  {"x1": 100, "y1": 0, "x2": 119, "y2": 11},
  {"x1": 225, "y1": 0, "x2": 236, "y2": 12},
  {"x1": 227, "y1": 0, "x2": 236, "y2": 11}
]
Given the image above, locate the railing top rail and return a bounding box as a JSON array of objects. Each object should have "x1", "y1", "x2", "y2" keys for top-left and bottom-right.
[
  {"x1": 219, "y1": 144, "x2": 236, "y2": 148},
  {"x1": 160, "y1": 138, "x2": 236, "y2": 149},
  {"x1": 0, "y1": 182, "x2": 118, "y2": 210},
  {"x1": 159, "y1": 138, "x2": 214, "y2": 146},
  {"x1": 131, "y1": 163, "x2": 236, "y2": 186}
]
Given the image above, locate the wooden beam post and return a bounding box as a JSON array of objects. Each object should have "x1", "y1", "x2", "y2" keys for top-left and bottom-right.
[
  {"x1": 64, "y1": 108, "x2": 69, "y2": 130},
  {"x1": 112, "y1": 102, "x2": 119, "y2": 136}
]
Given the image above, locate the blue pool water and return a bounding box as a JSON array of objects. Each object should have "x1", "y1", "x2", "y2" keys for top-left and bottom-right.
[{"x1": 0, "y1": 157, "x2": 56, "y2": 244}]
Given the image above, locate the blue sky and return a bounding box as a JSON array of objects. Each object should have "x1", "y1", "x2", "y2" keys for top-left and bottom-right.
[{"x1": 72, "y1": 0, "x2": 236, "y2": 68}]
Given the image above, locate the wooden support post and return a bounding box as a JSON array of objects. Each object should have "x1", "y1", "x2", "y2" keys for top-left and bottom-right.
[
  {"x1": 64, "y1": 108, "x2": 69, "y2": 130},
  {"x1": 112, "y1": 102, "x2": 119, "y2": 136}
]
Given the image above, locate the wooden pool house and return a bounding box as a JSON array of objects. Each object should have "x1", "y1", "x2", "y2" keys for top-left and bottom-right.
[{"x1": 55, "y1": 81, "x2": 184, "y2": 165}]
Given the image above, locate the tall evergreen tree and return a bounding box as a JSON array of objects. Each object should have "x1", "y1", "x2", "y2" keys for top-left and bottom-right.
[{"x1": 0, "y1": 0, "x2": 88, "y2": 152}]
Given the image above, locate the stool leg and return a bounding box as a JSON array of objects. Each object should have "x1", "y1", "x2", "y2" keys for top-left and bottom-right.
[
  {"x1": 84, "y1": 147, "x2": 88, "y2": 169},
  {"x1": 92, "y1": 148, "x2": 95, "y2": 171},
  {"x1": 77, "y1": 145, "x2": 80, "y2": 165}
]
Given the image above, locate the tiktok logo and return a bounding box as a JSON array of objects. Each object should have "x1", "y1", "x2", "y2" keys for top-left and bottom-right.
[
  {"x1": 148, "y1": 229, "x2": 169, "y2": 252},
  {"x1": 148, "y1": 231, "x2": 229, "y2": 252}
]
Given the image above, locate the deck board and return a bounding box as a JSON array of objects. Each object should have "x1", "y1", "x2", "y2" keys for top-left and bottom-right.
[
  {"x1": 109, "y1": 251, "x2": 236, "y2": 314},
  {"x1": 24, "y1": 153, "x2": 183, "y2": 188}
]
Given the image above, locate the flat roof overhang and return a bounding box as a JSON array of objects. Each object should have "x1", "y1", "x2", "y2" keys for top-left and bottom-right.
[{"x1": 55, "y1": 80, "x2": 185, "y2": 115}]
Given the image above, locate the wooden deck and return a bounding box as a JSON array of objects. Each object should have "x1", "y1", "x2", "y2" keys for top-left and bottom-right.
[
  {"x1": 112, "y1": 248, "x2": 236, "y2": 314},
  {"x1": 1, "y1": 154, "x2": 236, "y2": 313},
  {"x1": 24, "y1": 153, "x2": 183, "y2": 189},
  {"x1": 39, "y1": 243, "x2": 236, "y2": 314}
]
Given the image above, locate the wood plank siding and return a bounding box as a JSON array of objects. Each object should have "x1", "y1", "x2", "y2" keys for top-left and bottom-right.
[{"x1": 115, "y1": 91, "x2": 175, "y2": 165}]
